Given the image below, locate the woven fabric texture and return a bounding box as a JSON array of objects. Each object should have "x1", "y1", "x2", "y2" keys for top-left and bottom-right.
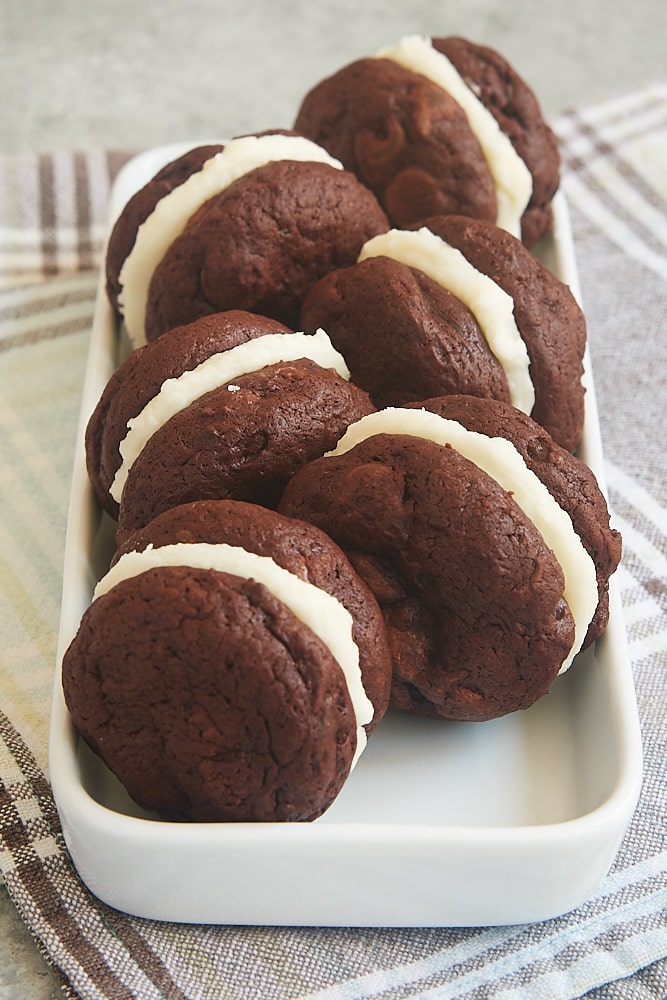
[{"x1": 0, "y1": 86, "x2": 666, "y2": 999}]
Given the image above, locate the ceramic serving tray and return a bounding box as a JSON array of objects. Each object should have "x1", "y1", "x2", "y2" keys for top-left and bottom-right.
[{"x1": 49, "y1": 146, "x2": 643, "y2": 927}]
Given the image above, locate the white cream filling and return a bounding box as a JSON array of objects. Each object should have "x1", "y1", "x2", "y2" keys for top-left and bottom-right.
[
  {"x1": 358, "y1": 227, "x2": 535, "y2": 414},
  {"x1": 110, "y1": 330, "x2": 349, "y2": 504},
  {"x1": 328, "y1": 408, "x2": 598, "y2": 672},
  {"x1": 376, "y1": 35, "x2": 532, "y2": 237},
  {"x1": 117, "y1": 134, "x2": 344, "y2": 348},
  {"x1": 94, "y1": 541, "x2": 373, "y2": 767}
]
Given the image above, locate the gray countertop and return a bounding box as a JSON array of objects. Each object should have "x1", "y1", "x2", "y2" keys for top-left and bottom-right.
[
  {"x1": 2, "y1": 0, "x2": 666, "y2": 153},
  {"x1": 1, "y1": 0, "x2": 665, "y2": 997}
]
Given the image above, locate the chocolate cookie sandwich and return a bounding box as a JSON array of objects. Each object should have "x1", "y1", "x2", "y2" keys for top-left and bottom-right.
[
  {"x1": 86, "y1": 309, "x2": 291, "y2": 519},
  {"x1": 294, "y1": 35, "x2": 560, "y2": 246},
  {"x1": 94, "y1": 321, "x2": 375, "y2": 546},
  {"x1": 106, "y1": 131, "x2": 389, "y2": 347},
  {"x1": 301, "y1": 214, "x2": 586, "y2": 451},
  {"x1": 62, "y1": 500, "x2": 392, "y2": 822},
  {"x1": 106, "y1": 143, "x2": 224, "y2": 314},
  {"x1": 279, "y1": 396, "x2": 621, "y2": 722}
]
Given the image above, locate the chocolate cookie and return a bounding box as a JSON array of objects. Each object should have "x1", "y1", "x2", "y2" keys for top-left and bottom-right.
[
  {"x1": 279, "y1": 399, "x2": 620, "y2": 722},
  {"x1": 115, "y1": 350, "x2": 375, "y2": 546},
  {"x1": 294, "y1": 35, "x2": 559, "y2": 245},
  {"x1": 62, "y1": 502, "x2": 387, "y2": 821},
  {"x1": 294, "y1": 55, "x2": 496, "y2": 232},
  {"x1": 406, "y1": 395, "x2": 621, "y2": 646},
  {"x1": 106, "y1": 144, "x2": 224, "y2": 313},
  {"x1": 115, "y1": 499, "x2": 392, "y2": 732},
  {"x1": 421, "y1": 215, "x2": 586, "y2": 450},
  {"x1": 301, "y1": 213, "x2": 586, "y2": 450},
  {"x1": 431, "y1": 37, "x2": 560, "y2": 247},
  {"x1": 302, "y1": 254, "x2": 510, "y2": 406},
  {"x1": 86, "y1": 309, "x2": 291, "y2": 518},
  {"x1": 144, "y1": 157, "x2": 389, "y2": 340}
]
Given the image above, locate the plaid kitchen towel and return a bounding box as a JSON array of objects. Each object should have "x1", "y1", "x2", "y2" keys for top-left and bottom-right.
[{"x1": 1, "y1": 85, "x2": 666, "y2": 999}]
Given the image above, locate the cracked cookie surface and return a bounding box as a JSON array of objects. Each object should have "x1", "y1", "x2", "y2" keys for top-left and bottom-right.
[
  {"x1": 63, "y1": 565, "x2": 357, "y2": 822},
  {"x1": 115, "y1": 499, "x2": 392, "y2": 732},
  {"x1": 86, "y1": 310, "x2": 290, "y2": 518},
  {"x1": 144, "y1": 159, "x2": 389, "y2": 338},
  {"x1": 115, "y1": 357, "x2": 375, "y2": 544}
]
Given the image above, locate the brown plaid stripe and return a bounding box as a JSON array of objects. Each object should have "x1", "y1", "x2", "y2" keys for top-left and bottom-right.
[
  {"x1": 0, "y1": 150, "x2": 132, "y2": 287},
  {"x1": 0, "y1": 709, "x2": 191, "y2": 1000},
  {"x1": 553, "y1": 86, "x2": 667, "y2": 279}
]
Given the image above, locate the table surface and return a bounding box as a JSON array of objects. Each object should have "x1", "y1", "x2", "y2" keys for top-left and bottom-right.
[
  {"x1": 2, "y1": 0, "x2": 667, "y2": 153},
  {"x1": 1, "y1": 0, "x2": 666, "y2": 997}
]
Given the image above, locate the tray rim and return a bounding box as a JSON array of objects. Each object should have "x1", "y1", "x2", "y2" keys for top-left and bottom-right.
[{"x1": 48, "y1": 147, "x2": 643, "y2": 926}]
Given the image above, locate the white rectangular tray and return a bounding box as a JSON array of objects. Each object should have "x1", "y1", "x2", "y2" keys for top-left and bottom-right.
[{"x1": 49, "y1": 147, "x2": 643, "y2": 927}]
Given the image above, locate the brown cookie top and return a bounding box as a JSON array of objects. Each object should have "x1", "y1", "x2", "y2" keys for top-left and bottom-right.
[
  {"x1": 116, "y1": 358, "x2": 375, "y2": 545},
  {"x1": 116, "y1": 499, "x2": 392, "y2": 731},
  {"x1": 294, "y1": 56, "x2": 497, "y2": 230},
  {"x1": 432, "y1": 37, "x2": 560, "y2": 246},
  {"x1": 279, "y1": 426, "x2": 576, "y2": 721},
  {"x1": 302, "y1": 214, "x2": 585, "y2": 449},
  {"x1": 410, "y1": 395, "x2": 622, "y2": 645},
  {"x1": 86, "y1": 310, "x2": 291, "y2": 518},
  {"x1": 301, "y1": 254, "x2": 512, "y2": 409},
  {"x1": 106, "y1": 144, "x2": 224, "y2": 313},
  {"x1": 62, "y1": 565, "x2": 357, "y2": 822},
  {"x1": 144, "y1": 158, "x2": 389, "y2": 339},
  {"x1": 421, "y1": 215, "x2": 586, "y2": 450}
]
